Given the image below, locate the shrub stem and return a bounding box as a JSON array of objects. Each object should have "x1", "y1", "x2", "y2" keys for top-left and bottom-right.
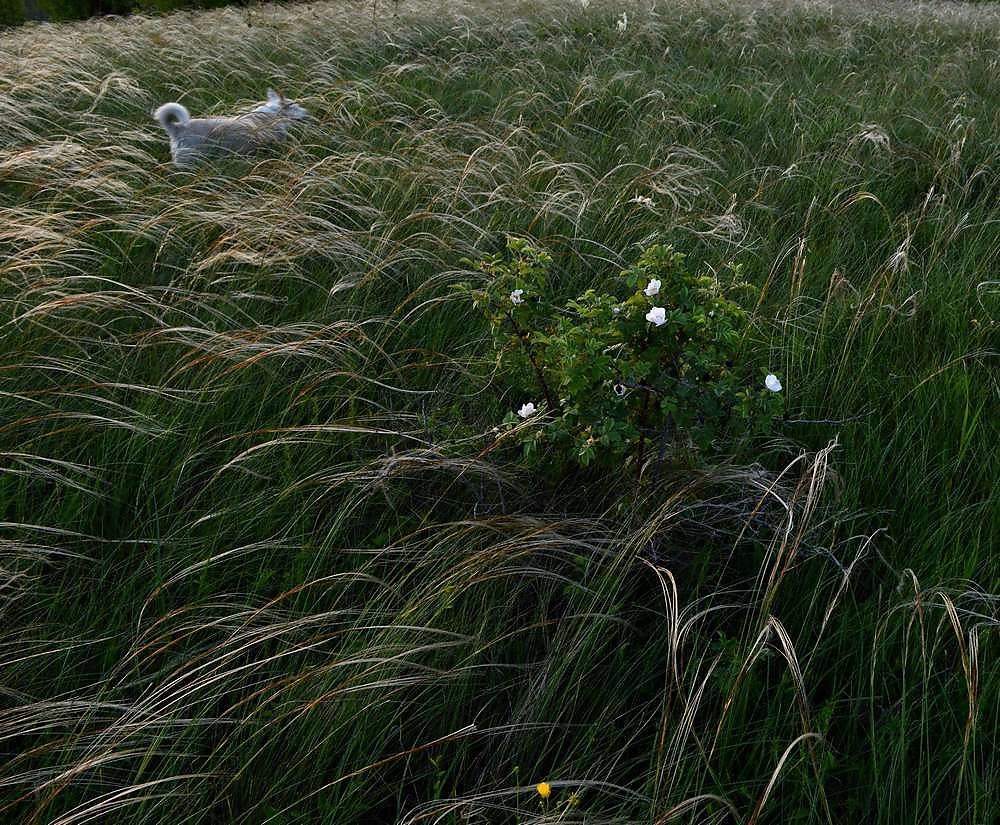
[{"x1": 506, "y1": 311, "x2": 561, "y2": 413}]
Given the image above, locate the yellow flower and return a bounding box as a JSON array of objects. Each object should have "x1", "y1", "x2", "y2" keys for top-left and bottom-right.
[
  {"x1": 536, "y1": 781, "x2": 551, "y2": 799},
  {"x1": 567, "y1": 792, "x2": 581, "y2": 808}
]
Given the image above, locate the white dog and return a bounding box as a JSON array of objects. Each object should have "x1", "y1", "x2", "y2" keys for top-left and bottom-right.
[{"x1": 154, "y1": 89, "x2": 309, "y2": 166}]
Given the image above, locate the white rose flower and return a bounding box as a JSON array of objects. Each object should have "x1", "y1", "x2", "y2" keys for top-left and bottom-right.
[
  {"x1": 510, "y1": 289, "x2": 524, "y2": 305},
  {"x1": 764, "y1": 374, "x2": 783, "y2": 393},
  {"x1": 646, "y1": 306, "x2": 666, "y2": 326},
  {"x1": 517, "y1": 402, "x2": 536, "y2": 418},
  {"x1": 644, "y1": 278, "x2": 661, "y2": 297}
]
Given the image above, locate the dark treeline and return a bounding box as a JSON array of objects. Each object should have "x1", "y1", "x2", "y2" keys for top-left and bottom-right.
[{"x1": 2, "y1": 0, "x2": 260, "y2": 25}]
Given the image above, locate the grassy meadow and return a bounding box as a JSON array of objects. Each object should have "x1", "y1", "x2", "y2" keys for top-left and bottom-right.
[{"x1": 1, "y1": 0, "x2": 998, "y2": 822}]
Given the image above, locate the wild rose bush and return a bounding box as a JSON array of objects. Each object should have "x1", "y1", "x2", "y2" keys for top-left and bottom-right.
[{"x1": 460, "y1": 238, "x2": 783, "y2": 471}]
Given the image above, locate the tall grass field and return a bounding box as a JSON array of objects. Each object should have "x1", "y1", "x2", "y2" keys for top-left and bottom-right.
[{"x1": 1, "y1": 0, "x2": 998, "y2": 822}]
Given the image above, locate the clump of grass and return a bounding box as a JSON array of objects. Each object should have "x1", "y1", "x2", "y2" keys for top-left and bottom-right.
[{"x1": 0, "y1": 1, "x2": 997, "y2": 823}]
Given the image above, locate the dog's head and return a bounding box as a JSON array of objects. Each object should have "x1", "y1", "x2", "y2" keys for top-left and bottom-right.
[{"x1": 255, "y1": 88, "x2": 309, "y2": 121}]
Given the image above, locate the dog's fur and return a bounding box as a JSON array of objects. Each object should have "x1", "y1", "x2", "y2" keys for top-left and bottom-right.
[{"x1": 154, "y1": 89, "x2": 308, "y2": 166}]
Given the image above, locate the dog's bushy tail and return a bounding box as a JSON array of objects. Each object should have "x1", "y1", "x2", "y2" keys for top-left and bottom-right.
[{"x1": 154, "y1": 102, "x2": 190, "y2": 133}]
